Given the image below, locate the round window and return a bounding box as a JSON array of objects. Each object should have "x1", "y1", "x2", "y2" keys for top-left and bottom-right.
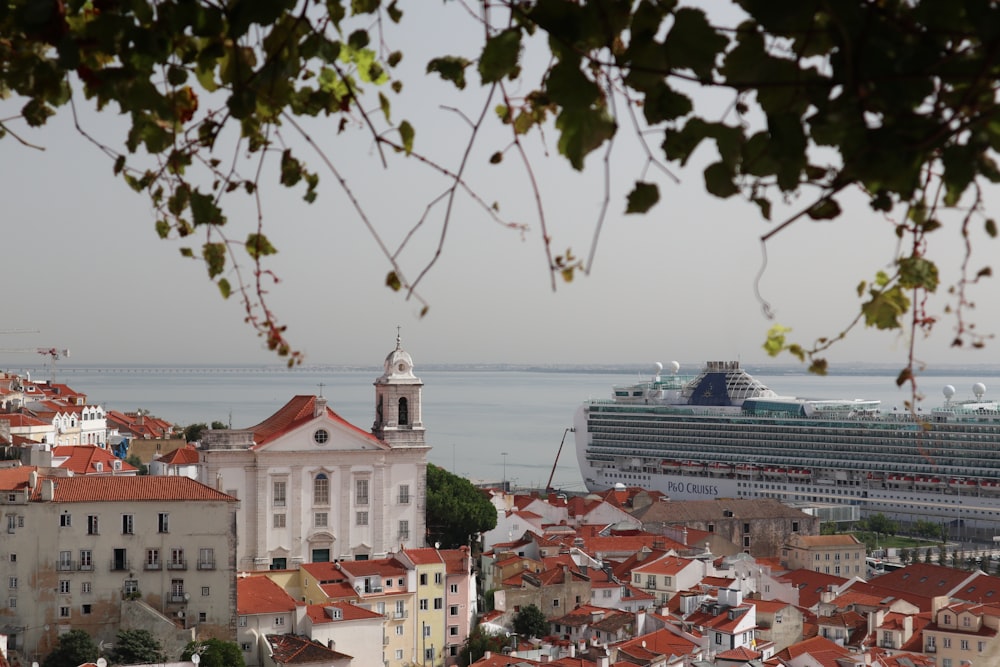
[
  {"x1": 398, "y1": 363, "x2": 406, "y2": 371},
  {"x1": 314, "y1": 429, "x2": 329, "y2": 445}
]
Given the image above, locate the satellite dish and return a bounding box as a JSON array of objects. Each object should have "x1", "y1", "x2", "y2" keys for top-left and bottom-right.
[
  {"x1": 943, "y1": 385, "x2": 956, "y2": 399},
  {"x1": 974, "y1": 382, "x2": 987, "y2": 399},
  {"x1": 670, "y1": 360, "x2": 680, "y2": 374},
  {"x1": 192, "y1": 654, "x2": 201, "y2": 665},
  {"x1": 97, "y1": 659, "x2": 107, "y2": 667}
]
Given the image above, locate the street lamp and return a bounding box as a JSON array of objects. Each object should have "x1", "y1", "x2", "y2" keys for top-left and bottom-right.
[{"x1": 502, "y1": 452, "x2": 509, "y2": 492}]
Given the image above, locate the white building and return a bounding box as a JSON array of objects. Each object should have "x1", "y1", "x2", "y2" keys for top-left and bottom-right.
[{"x1": 200, "y1": 336, "x2": 430, "y2": 570}]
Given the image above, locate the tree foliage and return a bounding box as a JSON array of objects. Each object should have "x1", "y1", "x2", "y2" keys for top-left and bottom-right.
[
  {"x1": 42, "y1": 629, "x2": 98, "y2": 667},
  {"x1": 426, "y1": 462, "x2": 497, "y2": 549},
  {"x1": 458, "y1": 625, "x2": 506, "y2": 667},
  {"x1": 513, "y1": 603, "x2": 549, "y2": 639},
  {"x1": 2, "y1": 1, "x2": 999, "y2": 373},
  {"x1": 180, "y1": 639, "x2": 245, "y2": 667},
  {"x1": 110, "y1": 629, "x2": 164, "y2": 665}
]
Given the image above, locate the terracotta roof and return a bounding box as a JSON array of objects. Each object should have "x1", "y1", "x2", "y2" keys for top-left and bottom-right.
[
  {"x1": 52, "y1": 445, "x2": 137, "y2": 475},
  {"x1": 790, "y1": 534, "x2": 863, "y2": 547},
  {"x1": 267, "y1": 633, "x2": 351, "y2": 664},
  {"x1": 441, "y1": 547, "x2": 472, "y2": 574},
  {"x1": 403, "y1": 547, "x2": 444, "y2": 565},
  {"x1": 335, "y1": 556, "x2": 408, "y2": 578},
  {"x1": 0, "y1": 465, "x2": 37, "y2": 491},
  {"x1": 248, "y1": 395, "x2": 385, "y2": 449},
  {"x1": 238, "y1": 575, "x2": 299, "y2": 615},
  {"x1": 32, "y1": 476, "x2": 237, "y2": 502},
  {"x1": 716, "y1": 645, "x2": 761, "y2": 660},
  {"x1": 774, "y1": 568, "x2": 848, "y2": 608},
  {"x1": 0, "y1": 413, "x2": 49, "y2": 427},
  {"x1": 305, "y1": 601, "x2": 383, "y2": 624},
  {"x1": 154, "y1": 445, "x2": 200, "y2": 465}
]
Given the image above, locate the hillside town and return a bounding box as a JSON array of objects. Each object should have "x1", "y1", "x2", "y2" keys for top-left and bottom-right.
[{"x1": 0, "y1": 339, "x2": 998, "y2": 667}]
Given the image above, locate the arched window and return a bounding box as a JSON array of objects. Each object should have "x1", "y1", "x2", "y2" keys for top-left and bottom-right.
[
  {"x1": 314, "y1": 473, "x2": 329, "y2": 505},
  {"x1": 398, "y1": 397, "x2": 408, "y2": 426}
]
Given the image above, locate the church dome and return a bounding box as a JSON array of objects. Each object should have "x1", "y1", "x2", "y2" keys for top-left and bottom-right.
[{"x1": 377, "y1": 332, "x2": 419, "y2": 383}]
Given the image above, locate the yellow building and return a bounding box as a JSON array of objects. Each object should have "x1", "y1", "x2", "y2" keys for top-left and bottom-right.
[{"x1": 398, "y1": 548, "x2": 448, "y2": 667}]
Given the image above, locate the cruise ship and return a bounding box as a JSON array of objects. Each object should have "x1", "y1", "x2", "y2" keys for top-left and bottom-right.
[{"x1": 574, "y1": 361, "x2": 1000, "y2": 540}]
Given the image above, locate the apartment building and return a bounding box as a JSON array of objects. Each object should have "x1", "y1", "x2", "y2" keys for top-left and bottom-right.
[
  {"x1": 782, "y1": 534, "x2": 866, "y2": 576},
  {"x1": 0, "y1": 469, "x2": 237, "y2": 661}
]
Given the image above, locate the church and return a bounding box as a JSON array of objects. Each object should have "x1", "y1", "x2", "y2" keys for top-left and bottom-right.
[{"x1": 199, "y1": 335, "x2": 429, "y2": 569}]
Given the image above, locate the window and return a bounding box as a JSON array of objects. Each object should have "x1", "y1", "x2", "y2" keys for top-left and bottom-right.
[
  {"x1": 399, "y1": 520, "x2": 409, "y2": 540},
  {"x1": 356, "y1": 511, "x2": 368, "y2": 526},
  {"x1": 158, "y1": 513, "x2": 169, "y2": 533},
  {"x1": 146, "y1": 549, "x2": 160, "y2": 568},
  {"x1": 241, "y1": 643, "x2": 251, "y2": 652},
  {"x1": 271, "y1": 558, "x2": 287, "y2": 570},
  {"x1": 312, "y1": 549, "x2": 331, "y2": 563},
  {"x1": 7, "y1": 577, "x2": 16, "y2": 589},
  {"x1": 961, "y1": 639, "x2": 970, "y2": 650},
  {"x1": 396, "y1": 626, "x2": 404, "y2": 636},
  {"x1": 59, "y1": 606, "x2": 70, "y2": 618},
  {"x1": 435, "y1": 572, "x2": 443, "y2": 584},
  {"x1": 314, "y1": 474, "x2": 330, "y2": 505},
  {"x1": 60, "y1": 513, "x2": 72, "y2": 527},
  {"x1": 82, "y1": 604, "x2": 92, "y2": 615},
  {"x1": 420, "y1": 599, "x2": 428, "y2": 611},
  {"x1": 275, "y1": 616, "x2": 286, "y2": 627},
  {"x1": 313, "y1": 428, "x2": 329, "y2": 444},
  {"x1": 743, "y1": 523, "x2": 750, "y2": 533},
  {"x1": 450, "y1": 625, "x2": 459, "y2": 636},
  {"x1": 170, "y1": 579, "x2": 184, "y2": 601},
  {"x1": 395, "y1": 650, "x2": 404, "y2": 660},
  {"x1": 8, "y1": 554, "x2": 14, "y2": 563},
  {"x1": 273, "y1": 481, "x2": 287, "y2": 507},
  {"x1": 202, "y1": 586, "x2": 210, "y2": 596},
  {"x1": 424, "y1": 625, "x2": 432, "y2": 637},
  {"x1": 170, "y1": 548, "x2": 185, "y2": 568},
  {"x1": 80, "y1": 549, "x2": 93, "y2": 570},
  {"x1": 792, "y1": 521, "x2": 799, "y2": 532},
  {"x1": 239, "y1": 616, "x2": 248, "y2": 627},
  {"x1": 199, "y1": 547, "x2": 215, "y2": 569},
  {"x1": 943, "y1": 638, "x2": 952, "y2": 649},
  {"x1": 450, "y1": 583, "x2": 458, "y2": 594},
  {"x1": 58, "y1": 550, "x2": 72, "y2": 571},
  {"x1": 7, "y1": 598, "x2": 14, "y2": 609},
  {"x1": 6, "y1": 515, "x2": 15, "y2": 533},
  {"x1": 434, "y1": 598, "x2": 443, "y2": 610},
  {"x1": 314, "y1": 512, "x2": 328, "y2": 527},
  {"x1": 87, "y1": 515, "x2": 99, "y2": 535},
  {"x1": 122, "y1": 514, "x2": 134, "y2": 534},
  {"x1": 59, "y1": 580, "x2": 70, "y2": 594},
  {"x1": 399, "y1": 484, "x2": 410, "y2": 504},
  {"x1": 424, "y1": 648, "x2": 434, "y2": 662},
  {"x1": 124, "y1": 579, "x2": 139, "y2": 595},
  {"x1": 450, "y1": 605, "x2": 459, "y2": 616},
  {"x1": 274, "y1": 513, "x2": 286, "y2": 528},
  {"x1": 420, "y1": 573, "x2": 428, "y2": 586},
  {"x1": 356, "y1": 479, "x2": 369, "y2": 505},
  {"x1": 552, "y1": 598, "x2": 560, "y2": 608},
  {"x1": 198, "y1": 612, "x2": 207, "y2": 623}
]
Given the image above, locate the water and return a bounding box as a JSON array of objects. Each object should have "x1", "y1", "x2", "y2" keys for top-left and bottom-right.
[{"x1": 19, "y1": 363, "x2": 1000, "y2": 492}]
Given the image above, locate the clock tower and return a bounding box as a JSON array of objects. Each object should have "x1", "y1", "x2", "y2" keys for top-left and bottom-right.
[{"x1": 373, "y1": 332, "x2": 425, "y2": 448}]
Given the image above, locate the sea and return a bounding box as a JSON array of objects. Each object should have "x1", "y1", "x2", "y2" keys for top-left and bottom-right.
[{"x1": 16, "y1": 362, "x2": 1000, "y2": 493}]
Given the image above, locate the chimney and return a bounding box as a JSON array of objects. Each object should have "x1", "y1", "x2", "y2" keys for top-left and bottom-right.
[
  {"x1": 42, "y1": 479, "x2": 55, "y2": 501},
  {"x1": 314, "y1": 396, "x2": 327, "y2": 418}
]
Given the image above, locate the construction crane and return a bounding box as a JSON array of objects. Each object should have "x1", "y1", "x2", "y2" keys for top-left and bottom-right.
[
  {"x1": 0, "y1": 347, "x2": 69, "y2": 384},
  {"x1": 546, "y1": 427, "x2": 576, "y2": 494}
]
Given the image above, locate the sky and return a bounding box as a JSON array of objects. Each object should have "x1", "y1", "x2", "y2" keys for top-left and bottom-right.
[{"x1": 2, "y1": 3, "x2": 999, "y2": 371}]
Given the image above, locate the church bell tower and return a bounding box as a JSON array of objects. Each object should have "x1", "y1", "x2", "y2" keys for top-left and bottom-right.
[{"x1": 373, "y1": 331, "x2": 425, "y2": 448}]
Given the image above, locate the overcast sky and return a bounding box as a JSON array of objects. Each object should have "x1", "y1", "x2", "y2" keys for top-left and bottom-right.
[{"x1": 2, "y1": 3, "x2": 999, "y2": 370}]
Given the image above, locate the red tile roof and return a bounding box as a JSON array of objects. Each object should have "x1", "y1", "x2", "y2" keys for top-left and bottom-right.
[
  {"x1": 238, "y1": 575, "x2": 299, "y2": 615},
  {"x1": 52, "y1": 446, "x2": 137, "y2": 475},
  {"x1": 32, "y1": 476, "x2": 237, "y2": 502},
  {"x1": 0, "y1": 466, "x2": 37, "y2": 492},
  {"x1": 267, "y1": 633, "x2": 351, "y2": 664},
  {"x1": 403, "y1": 547, "x2": 444, "y2": 565},
  {"x1": 305, "y1": 601, "x2": 383, "y2": 624},
  {"x1": 248, "y1": 395, "x2": 386, "y2": 449},
  {"x1": 154, "y1": 445, "x2": 200, "y2": 465}
]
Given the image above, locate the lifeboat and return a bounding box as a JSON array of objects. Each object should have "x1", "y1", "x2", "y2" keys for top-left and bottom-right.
[
  {"x1": 915, "y1": 476, "x2": 944, "y2": 488},
  {"x1": 867, "y1": 472, "x2": 885, "y2": 481},
  {"x1": 709, "y1": 462, "x2": 735, "y2": 476},
  {"x1": 887, "y1": 474, "x2": 914, "y2": 486},
  {"x1": 661, "y1": 460, "x2": 682, "y2": 471},
  {"x1": 763, "y1": 467, "x2": 787, "y2": 479},
  {"x1": 980, "y1": 480, "x2": 1000, "y2": 494},
  {"x1": 682, "y1": 460, "x2": 705, "y2": 473},
  {"x1": 949, "y1": 478, "x2": 978, "y2": 491},
  {"x1": 788, "y1": 468, "x2": 811, "y2": 480},
  {"x1": 735, "y1": 464, "x2": 756, "y2": 477}
]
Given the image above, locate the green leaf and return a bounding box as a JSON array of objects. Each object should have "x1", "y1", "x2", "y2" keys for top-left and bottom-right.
[
  {"x1": 898, "y1": 256, "x2": 939, "y2": 292},
  {"x1": 555, "y1": 107, "x2": 617, "y2": 171},
  {"x1": 806, "y1": 198, "x2": 841, "y2": 220},
  {"x1": 986, "y1": 219, "x2": 997, "y2": 238},
  {"x1": 280, "y1": 149, "x2": 303, "y2": 187},
  {"x1": 352, "y1": 0, "x2": 379, "y2": 14},
  {"x1": 190, "y1": 190, "x2": 224, "y2": 226},
  {"x1": 478, "y1": 28, "x2": 522, "y2": 84},
  {"x1": 379, "y1": 92, "x2": 391, "y2": 122},
  {"x1": 663, "y1": 7, "x2": 728, "y2": 79},
  {"x1": 218, "y1": 278, "x2": 232, "y2": 299},
  {"x1": 427, "y1": 56, "x2": 471, "y2": 90},
  {"x1": 625, "y1": 181, "x2": 660, "y2": 214},
  {"x1": 386, "y1": 271, "x2": 402, "y2": 291},
  {"x1": 862, "y1": 285, "x2": 910, "y2": 330},
  {"x1": 202, "y1": 242, "x2": 227, "y2": 278},
  {"x1": 155, "y1": 220, "x2": 170, "y2": 239},
  {"x1": 387, "y1": 1, "x2": 402, "y2": 23},
  {"x1": 399, "y1": 121, "x2": 414, "y2": 154},
  {"x1": 246, "y1": 233, "x2": 277, "y2": 259},
  {"x1": 704, "y1": 162, "x2": 738, "y2": 198}
]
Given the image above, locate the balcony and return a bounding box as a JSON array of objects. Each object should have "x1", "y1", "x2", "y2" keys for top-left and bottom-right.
[
  {"x1": 168, "y1": 560, "x2": 188, "y2": 570},
  {"x1": 393, "y1": 610, "x2": 408, "y2": 620},
  {"x1": 144, "y1": 562, "x2": 162, "y2": 571},
  {"x1": 925, "y1": 645, "x2": 936, "y2": 653},
  {"x1": 169, "y1": 593, "x2": 187, "y2": 603},
  {"x1": 56, "y1": 561, "x2": 75, "y2": 572},
  {"x1": 197, "y1": 560, "x2": 216, "y2": 571},
  {"x1": 78, "y1": 562, "x2": 94, "y2": 571},
  {"x1": 109, "y1": 560, "x2": 130, "y2": 572}
]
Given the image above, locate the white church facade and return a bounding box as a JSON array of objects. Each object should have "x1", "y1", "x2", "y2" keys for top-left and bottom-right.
[{"x1": 199, "y1": 336, "x2": 430, "y2": 570}]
